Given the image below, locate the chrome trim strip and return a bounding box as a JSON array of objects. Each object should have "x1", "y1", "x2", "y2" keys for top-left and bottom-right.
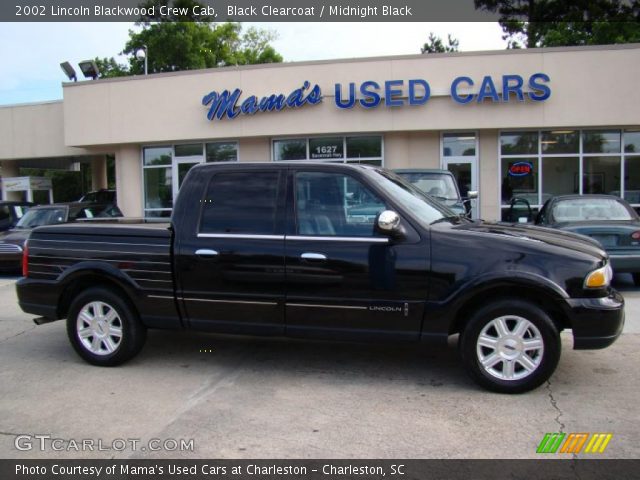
[
  {"x1": 287, "y1": 236, "x2": 388, "y2": 243},
  {"x1": 182, "y1": 297, "x2": 278, "y2": 306},
  {"x1": 133, "y1": 278, "x2": 173, "y2": 283},
  {"x1": 286, "y1": 303, "x2": 367, "y2": 310},
  {"x1": 29, "y1": 255, "x2": 170, "y2": 265},
  {"x1": 28, "y1": 239, "x2": 169, "y2": 248},
  {"x1": 30, "y1": 246, "x2": 167, "y2": 256},
  {"x1": 195, "y1": 248, "x2": 219, "y2": 256},
  {"x1": 148, "y1": 295, "x2": 174, "y2": 300},
  {"x1": 28, "y1": 262, "x2": 66, "y2": 269},
  {"x1": 122, "y1": 268, "x2": 171, "y2": 274},
  {"x1": 197, "y1": 233, "x2": 284, "y2": 240}
]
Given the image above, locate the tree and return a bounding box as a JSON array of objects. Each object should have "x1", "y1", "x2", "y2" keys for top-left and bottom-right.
[
  {"x1": 94, "y1": 0, "x2": 282, "y2": 78},
  {"x1": 474, "y1": 0, "x2": 640, "y2": 48},
  {"x1": 421, "y1": 32, "x2": 460, "y2": 53}
]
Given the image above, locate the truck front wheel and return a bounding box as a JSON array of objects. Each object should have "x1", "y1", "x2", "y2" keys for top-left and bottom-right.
[
  {"x1": 460, "y1": 299, "x2": 561, "y2": 393},
  {"x1": 66, "y1": 287, "x2": 147, "y2": 366}
]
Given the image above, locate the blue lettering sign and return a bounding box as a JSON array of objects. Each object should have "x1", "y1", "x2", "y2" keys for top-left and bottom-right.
[
  {"x1": 450, "y1": 76, "x2": 474, "y2": 104},
  {"x1": 528, "y1": 73, "x2": 551, "y2": 101},
  {"x1": 359, "y1": 81, "x2": 381, "y2": 109},
  {"x1": 408, "y1": 79, "x2": 430, "y2": 105},
  {"x1": 502, "y1": 74, "x2": 525, "y2": 102},
  {"x1": 477, "y1": 76, "x2": 500, "y2": 103},
  {"x1": 335, "y1": 82, "x2": 356, "y2": 109},
  {"x1": 384, "y1": 80, "x2": 404, "y2": 107},
  {"x1": 202, "y1": 81, "x2": 322, "y2": 121}
]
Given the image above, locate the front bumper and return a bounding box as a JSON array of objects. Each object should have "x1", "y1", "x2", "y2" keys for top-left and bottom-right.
[{"x1": 566, "y1": 290, "x2": 625, "y2": 349}]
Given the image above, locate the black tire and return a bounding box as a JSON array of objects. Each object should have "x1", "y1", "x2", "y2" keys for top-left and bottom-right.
[
  {"x1": 66, "y1": 287, "x2": 146, "y2": 366},
  {"x1": 459, "y1": 299, "x2": 561, "y2": 394},
  {"x1": 632, "y1": 273, "x2": 640, "y2": 287}
]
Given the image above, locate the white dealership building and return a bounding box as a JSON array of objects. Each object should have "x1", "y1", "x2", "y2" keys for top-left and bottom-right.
[{"x1": 1, "y1": 43, "x2": 639, "y2": 221}]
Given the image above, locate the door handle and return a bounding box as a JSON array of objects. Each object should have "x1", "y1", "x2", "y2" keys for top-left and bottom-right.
[
  {"x1": 300, "y1": 252, "x2": 327, "y2": 261},
  {"x1": 195, "y1": 249, "x2": 219, "y2": 257}
]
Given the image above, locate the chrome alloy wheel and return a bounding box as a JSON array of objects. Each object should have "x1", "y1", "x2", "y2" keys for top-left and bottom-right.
[
  {"x1": 76, "y1": 301, "x2": 123, "y2": 356},
  {"x1": 476, "y1": 315, "x2": 544, "y2": 381}
]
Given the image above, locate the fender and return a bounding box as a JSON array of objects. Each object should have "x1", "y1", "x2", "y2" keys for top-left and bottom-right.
[
  {"x1": 420, "y1": 271, "x2": 570, "y2": 342},
  {"x1": 56, "y1": 260, "x2": 145, "y2": 315}
]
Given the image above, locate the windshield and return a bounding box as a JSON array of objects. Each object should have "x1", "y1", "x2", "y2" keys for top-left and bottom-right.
[
  {"x1": 368, "y1": 169, "x2": 459, "y2": 226},
  {"x1": 551, "y1": 198, "x2": 635, "y2": 222},
  {"x1": 15, "y1": 207, "x2": 67, "y2": 228},
  {"x1": 395, "y1": 172, "x2": 460, "y2": 200}
]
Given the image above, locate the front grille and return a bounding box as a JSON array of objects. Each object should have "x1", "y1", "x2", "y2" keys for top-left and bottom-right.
[{"x1": 0, "y1": 243, "x2": 23, "y2": 253}]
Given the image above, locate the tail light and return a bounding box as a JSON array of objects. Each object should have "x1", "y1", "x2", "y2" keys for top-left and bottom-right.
[
  {"x1": 22, "y1": 242, "x2": 28, "y2": 277},
  {"x1": 632, "y1": 231, "x2": 640, "y2": 240}
]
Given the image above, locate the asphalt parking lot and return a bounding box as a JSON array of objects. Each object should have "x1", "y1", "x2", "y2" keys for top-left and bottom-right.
[{"x1": 0, "y1": 274, "x2": 638, "y2": 460}]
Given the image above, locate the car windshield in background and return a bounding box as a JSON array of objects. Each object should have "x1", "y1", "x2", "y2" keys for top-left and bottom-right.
[
  {"x1": 15, "y1": 208, "x2": 67, "y2": 228},
  {"x1": 369, "y1": 169, "x2": 457, "y2": 226},
  {"x1": 552, "y1": 198, "x2": 635, "y2": 222},
  {"x1": 398, "y1": 172, "x2": 459, "y2": 200}
]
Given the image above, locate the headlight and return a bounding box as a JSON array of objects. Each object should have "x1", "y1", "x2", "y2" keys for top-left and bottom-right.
[{"x1": 584, "y1": 263, "x2": 613, "y2": 289}]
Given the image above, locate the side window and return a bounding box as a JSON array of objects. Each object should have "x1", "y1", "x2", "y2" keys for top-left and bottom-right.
[
  {"x1": 295, "y1": 171, "x2": 386, "y2": 237},
  {"x1": 200, "y1": 171, "x2": 280, "y2": 235}
]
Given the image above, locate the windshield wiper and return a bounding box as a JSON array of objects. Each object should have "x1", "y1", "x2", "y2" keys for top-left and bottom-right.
[{"x1": 430, "y1": 215, "x2": 466, "y2": 225}]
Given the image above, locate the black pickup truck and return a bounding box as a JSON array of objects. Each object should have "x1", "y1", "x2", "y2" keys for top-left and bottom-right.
[{"x1": 16, "y1": 162, "x2": 624, "y2": 393}]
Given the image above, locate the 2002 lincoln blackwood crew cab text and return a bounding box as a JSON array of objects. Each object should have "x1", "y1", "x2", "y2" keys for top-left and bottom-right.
[{"x1": 16, "y1": 163, "x2": 624, "y2": 393}]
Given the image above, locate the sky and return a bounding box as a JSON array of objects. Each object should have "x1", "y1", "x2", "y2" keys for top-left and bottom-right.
[{"x1": 0, "y1": 22, "x2": 506, "y2": 106}]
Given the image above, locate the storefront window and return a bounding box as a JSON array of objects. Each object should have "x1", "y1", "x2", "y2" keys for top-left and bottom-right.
[
  {"x1": 541, "y1": 130, "x2": 578, "y2": 154},
  {"x1": 144, "y1": 167, "x2": 172, "y2": 209},
  {"x1": 346, "y1": 136, "x2": 382, "y2": 159},
  {"x1": 500, "y1": 132, "x2": 538, "y2": 155},
  {"x1": 443, "y1": 133, "x2": 475, "y2": 156},
  {"x1": 501, "y1": 157, "x2": 538, "y2": 205},
  {"x1": 624, "y1": 131, "x2": 640, "y2": 154},
  {"x1": 206, "y1": 142, "x2": 238, "y2": 162},
  {"x1": 624, "y1": 156, "x2": 640, "y2": 204},
  {"x1": 143, "y1": 147, "x2": 171, "y2": 166},
  {"x1": 542, "y1": 157, "x2": 579, "y2": 199},
  {"x1": 174, "y1": 144, "x2": 203, "y2": 157},
  {"x1": 274, "y1": 139, "x2": 306, "y2": 160},
  {"x1": 273, "y1": 136, "x2": 383, "y2": 165},
  {"x1": 583, "y1": 156, "x2": 621, "y2": 195},
  {"x1": 309, "y1": 137, "x2": 343, "y2": 160},
  {"x1": 583, "y1": 130, "x2": 621, "y2": 154},
  {"x1": 500, "y1": 129, "x2": 639, "y2": 218}
]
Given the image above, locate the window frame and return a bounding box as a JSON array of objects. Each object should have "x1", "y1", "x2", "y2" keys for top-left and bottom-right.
[
  {"x1": 272, "y1": 134, "x2": 384, "y2": 166},
  {"x1": 498, "y1": 128, "x2": 638, "y2": 216}
]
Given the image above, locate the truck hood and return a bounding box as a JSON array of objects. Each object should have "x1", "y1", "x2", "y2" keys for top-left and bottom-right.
[{"x1": 453, "y1": 221, "x2": 607, "y2": 261}]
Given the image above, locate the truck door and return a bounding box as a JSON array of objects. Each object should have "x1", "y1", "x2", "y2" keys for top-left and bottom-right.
[
  {"x1": 174, "y1": 168, "x2": 286, "y2": 334},
  {"x1": 284, "y1": 167, "x2": 428, "y2": 341}
]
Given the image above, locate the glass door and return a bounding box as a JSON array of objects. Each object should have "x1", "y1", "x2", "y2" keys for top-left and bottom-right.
[
  {"x1": 172, "y1": 144, "x2": 205, "y2": 203},
  {"x1": 441, "y1": 133, "x2": 479, "y2": 219}
]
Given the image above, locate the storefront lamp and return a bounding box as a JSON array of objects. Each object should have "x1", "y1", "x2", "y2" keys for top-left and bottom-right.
[
  {"x1": 135, "y1": 45, "x2": 148, "y2": 75},
  {"x1": 60, "y1": 62, "x2": 77, "y2": 82},
  {"x1": 78, "y1": 60, "x2": 100, "y2": 80}
]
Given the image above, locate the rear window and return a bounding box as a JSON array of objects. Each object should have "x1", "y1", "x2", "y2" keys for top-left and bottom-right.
[
  {"x1": 200, "y1": 171, "x2": 280, "y2": 235},
  {"x1": 551, "y1": 198, "x2": 635, "y2": 222}
]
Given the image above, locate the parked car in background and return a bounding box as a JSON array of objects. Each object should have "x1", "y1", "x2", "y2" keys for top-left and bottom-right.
[
  {"x1": 0, "y1": 201, "x2": 34, "y2": 232},
  {"x1": 78, "y1": 189, "x2": 116, "y2": 205},
  {"x1": 535, "y1": 194, "x2": 640, "y2": 285},
  {"x1": 394, "y1": 169, "x2": 476, "y2": 216},
  {"x1": 0, "y1": 203, "x2": 122, "y2": 272}
]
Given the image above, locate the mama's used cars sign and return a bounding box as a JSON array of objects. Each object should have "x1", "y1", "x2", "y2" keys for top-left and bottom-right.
[{"x1": 202, "y1": 74, "x2": 551, "y2": 121}]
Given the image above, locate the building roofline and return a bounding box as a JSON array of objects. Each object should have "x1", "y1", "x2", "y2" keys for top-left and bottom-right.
[
  {"x1": 62, "y1": 42, "x2": 640, "y2": 88},
  {"x1": 0, "y1": 99, "x2": 63, "y2": 109}
]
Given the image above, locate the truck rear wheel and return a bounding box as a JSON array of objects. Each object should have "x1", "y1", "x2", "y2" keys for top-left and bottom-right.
[
  {"x1": 459, "y1": 299, "x2": 561, "y2": 393},
  {"x1": 66, "y1": 287, "x2": 146, "y2": 366}
]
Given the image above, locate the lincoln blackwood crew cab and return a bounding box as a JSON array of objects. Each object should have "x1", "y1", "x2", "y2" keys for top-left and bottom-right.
[{"x1": 17, "y1": 163, "x2": 624, "y2": 393}]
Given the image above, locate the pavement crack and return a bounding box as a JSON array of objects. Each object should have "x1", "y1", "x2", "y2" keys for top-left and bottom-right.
[
  {"x1": 546, "y1": 379, "x2": 565, "y2": 432},
  {"x1": 0, "y1": 325, "x2": 37, "y2": 344}
]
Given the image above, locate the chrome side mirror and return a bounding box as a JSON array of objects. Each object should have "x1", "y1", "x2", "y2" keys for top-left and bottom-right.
[
  {"x1": 378, "y1": 210, "x2": 401, "y2": 232},
  {"x1": 467, "y1": 191, "x2": 478, "y2": 199}
]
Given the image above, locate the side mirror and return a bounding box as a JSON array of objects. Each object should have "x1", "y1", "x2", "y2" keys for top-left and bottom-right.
[
  {"x1": 377, "y1": 210, "x2": 401, "y2": 232},
  {"x1": 467, "y1": 191, "x2": 478, "y2": 200}
]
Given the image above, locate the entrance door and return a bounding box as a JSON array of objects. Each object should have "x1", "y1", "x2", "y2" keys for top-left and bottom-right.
[{"x1": 441, "y1": 133, "x2": 479, "y2": 218}]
